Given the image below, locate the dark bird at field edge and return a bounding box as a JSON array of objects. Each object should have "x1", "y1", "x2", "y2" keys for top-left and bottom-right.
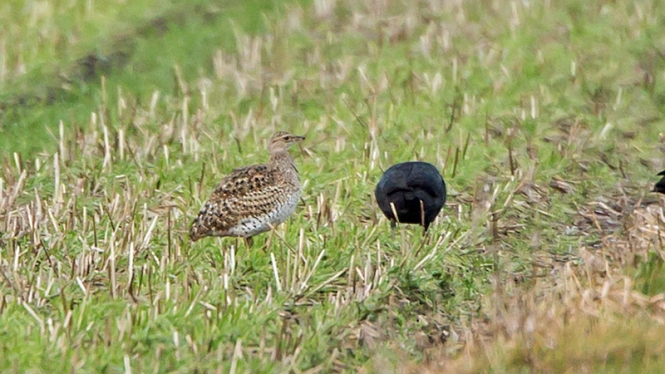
[{"x1": 654, "y1": 170, "x2": 665, "y2": 195}]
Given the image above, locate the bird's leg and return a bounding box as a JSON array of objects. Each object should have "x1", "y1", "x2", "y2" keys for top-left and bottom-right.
[
  {"x1": 419, "y1": 199, "x2": 426, "y2": 229},
  {"x1": 244, "y1": 236, "x2": 254, "y2": 250}
]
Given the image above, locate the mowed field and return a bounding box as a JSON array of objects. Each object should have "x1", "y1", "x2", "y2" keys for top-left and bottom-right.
[{"x1": 1, "y1": 0, "x2": 665, "y2": 372}]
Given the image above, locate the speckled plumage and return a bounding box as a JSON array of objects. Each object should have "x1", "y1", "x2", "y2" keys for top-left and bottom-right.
[{"x1": 190, "y1": 132, "x2": 305, "y2": 242}]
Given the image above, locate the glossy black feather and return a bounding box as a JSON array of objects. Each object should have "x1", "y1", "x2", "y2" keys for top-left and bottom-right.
[
  {"x1": 374, "y1": 161, "x2": 446, "y2": 231},
  {"x1": 654, "y1": 170, "x2": 665, "y2": 195}
]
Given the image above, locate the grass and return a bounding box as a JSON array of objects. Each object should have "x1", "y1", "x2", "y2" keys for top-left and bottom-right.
[
  {"x1": 0, "y1": 0, "x2": 289, "y2": 155},
  {"x1": 1, "y1": 0, "x2": 665, "y2": 372}
]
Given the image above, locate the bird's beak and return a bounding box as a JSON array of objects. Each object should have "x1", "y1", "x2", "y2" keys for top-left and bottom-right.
[{"x1": 295, "y1": 135, "x2": 308, "y2": 156}]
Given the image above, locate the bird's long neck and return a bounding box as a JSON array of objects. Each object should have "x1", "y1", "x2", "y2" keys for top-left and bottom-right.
[{"x1": 270, "y1": 150, "x2": 297, "y2": 171}]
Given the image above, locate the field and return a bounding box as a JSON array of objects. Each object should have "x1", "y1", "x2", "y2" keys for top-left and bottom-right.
[{"x1": 1, "y1": 0, "x2": 665, "y2": 372}]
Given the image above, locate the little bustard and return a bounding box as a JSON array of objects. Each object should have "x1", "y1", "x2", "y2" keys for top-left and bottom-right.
[
  {"x1": 374, "y1": 161, "x2": 446, "y2": 234},
  {"x1": 190, "y1": 131, "x2": 305, "y2": 244}
]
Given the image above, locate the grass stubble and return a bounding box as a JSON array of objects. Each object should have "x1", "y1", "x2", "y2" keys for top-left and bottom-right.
[{"x1": 2, "y1": 0, "x2": 665, "y2": 372}]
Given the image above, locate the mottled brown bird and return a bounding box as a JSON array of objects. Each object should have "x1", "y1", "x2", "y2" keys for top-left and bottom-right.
[{"x1": 190, "y1": 131, "x2": 305, "y2": 244}]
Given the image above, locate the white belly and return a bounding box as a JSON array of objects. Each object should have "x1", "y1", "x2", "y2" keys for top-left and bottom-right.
[{"x1": 227, "y1": 192, "x2": 301, "y2": 237}]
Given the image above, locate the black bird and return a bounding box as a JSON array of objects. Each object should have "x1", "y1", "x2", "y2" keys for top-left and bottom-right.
[
  {"x1": 374, "y1": 161, "x2": 446, "y2": 233},
  {"x1": 654, "y1": 170, "x2": 665, "y2": 195}
]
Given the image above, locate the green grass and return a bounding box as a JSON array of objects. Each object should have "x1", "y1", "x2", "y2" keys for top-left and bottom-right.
[
  {"x1": 1, "y1": 0, "x2": 665, "y2": 372},
  {"x1": 0, "y1": 0, "x2": 293, "y2": 156}
]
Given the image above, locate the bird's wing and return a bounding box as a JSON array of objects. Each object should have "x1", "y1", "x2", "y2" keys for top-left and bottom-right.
[
  {"x1": 211, "y1": 164, "x2": 276, "y2": 198},
  {"x1": 211, "y1": 165, "x2": 287, "y2": 214},
  {"x1": 192, "y1": 164, "x2": 284, "y2": 236},
  {"x1": 417, "y1": 176, "x2": 445, "y2": 198}
]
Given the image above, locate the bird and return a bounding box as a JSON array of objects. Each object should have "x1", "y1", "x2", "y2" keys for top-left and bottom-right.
[
  {"x1": 654, "y1": 170, "x2": 665, "y2": 195},
  {"x1": 374, "y1": 161, "x2": 446, "y2": 234},
  {"x1": 190, "y1": 131, "x2": 305, "y2": 245}
]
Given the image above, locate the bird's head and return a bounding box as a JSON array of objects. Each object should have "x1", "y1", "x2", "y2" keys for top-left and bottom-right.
[{"x1": 269, "y1": 131, "x2": 305, "y2": 153}]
